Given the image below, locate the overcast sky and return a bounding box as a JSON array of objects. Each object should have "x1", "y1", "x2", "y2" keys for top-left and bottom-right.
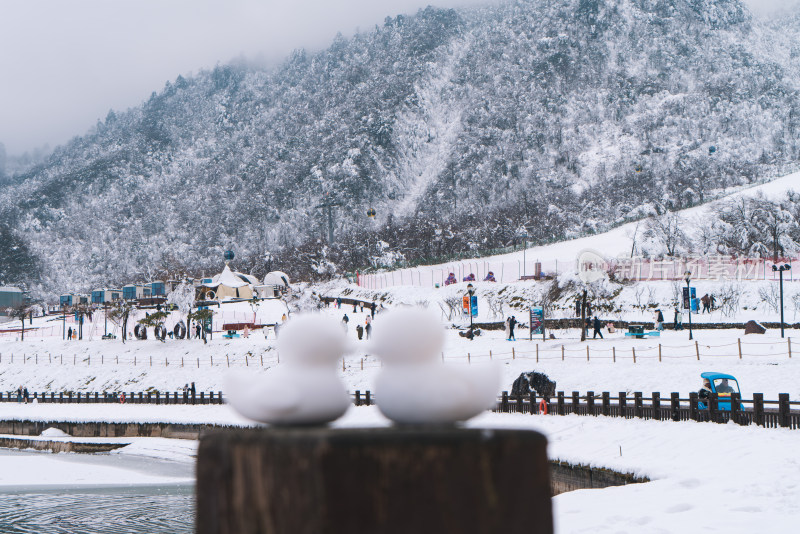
[{"x1": 0, "y1": 0, "x2": 796, "y2": 156}]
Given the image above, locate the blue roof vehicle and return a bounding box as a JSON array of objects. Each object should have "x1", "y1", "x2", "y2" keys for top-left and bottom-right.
[{"x1": 698, "y1": 372, "x2": 744, "y2": 411}]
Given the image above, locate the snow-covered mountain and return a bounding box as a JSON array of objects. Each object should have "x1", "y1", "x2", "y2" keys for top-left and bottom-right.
[{"x1": 2, "y1": 0, "x2": 800, "y2": 297}]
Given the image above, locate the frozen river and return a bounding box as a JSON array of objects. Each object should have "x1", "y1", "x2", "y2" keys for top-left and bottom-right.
[{"x1": 0, "y1": 449, "x2": 195, "y2": 533}]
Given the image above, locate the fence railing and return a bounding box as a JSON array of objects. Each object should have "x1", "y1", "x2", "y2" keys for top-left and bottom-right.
[
  {"x1": 492, "y1": 390, "x2": 799, "y2": 430},
  {"x1": 1, "y1": 390, "x2": 225, "y2": 405},
  {"x1": 0, "y1": 337, "x2": 793, "y2": 372}
]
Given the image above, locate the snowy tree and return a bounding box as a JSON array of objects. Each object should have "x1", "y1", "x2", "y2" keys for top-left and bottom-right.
[{"x1": 166, "y1": 282, "x2": 196, "y2": 341}]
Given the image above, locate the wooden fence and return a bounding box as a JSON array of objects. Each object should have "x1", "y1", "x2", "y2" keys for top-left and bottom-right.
[
  {"x1": 493, "y1": 390, "x2": 800, "y2": 430},
  {"x1": 0, "y1": 390, "x2": 225, "y2": 405}
]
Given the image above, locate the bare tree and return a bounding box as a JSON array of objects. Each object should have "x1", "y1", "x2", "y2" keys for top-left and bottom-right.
[
  {"x1": 643, "y1": 212, "x2": 688, "y2": 257},
  {"x1": 758, "y1": 284, "x2": 781, "y2": 314}
]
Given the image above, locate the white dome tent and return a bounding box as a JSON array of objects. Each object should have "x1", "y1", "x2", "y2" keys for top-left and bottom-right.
[{"x1": 255, "y1": 271, "x2": 291, "y2": 298}]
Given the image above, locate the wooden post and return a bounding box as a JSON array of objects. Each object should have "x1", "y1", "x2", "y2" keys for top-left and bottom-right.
[
  {"x1": 530, "y1": 392, "x2": 537, "y2": 415},
  {"x1": 360, "y1": 358, "x2": 363, "y2": 371},
  {"x1": 753, "y1": 393, "x2": 764, "y2": 427},
  {"x1": 601, "y1": 392, "x2": 610, "y2": 416},
  {"x1": 561, "y1": 346, "x2": 564, "y2": 361},
  {"x1": 738, "y1": 338, "x2": 742, "y2": 359},
  {"x1": 501, "y1": 391, "x2": 509, "y2": 413},
  {"x1": 632, "y1": 347, "x2": 636, "y2": 363},
  {"x1": 652, "y1": 392, "x2": 660, "y2": 421},
  {"x1": 634, "y1": 392, "x2": 643, "y2": 418},
  {"x1": 670, "y1": 392, "x2": 680, "y2": 422},
  {"x1": 197, "y1": 358, "x2": 200, "y2": 369},
  {"x1": 557, "y1": 391, "x2": 565, "y2": 415},
  {"x1": 342, "y1": 358, "x2": 345, "y2": 372},
  {"x1": 612, "y1": 346, "x2": 616, "y2": 363},
  {"x1": 196, "y1": 427, "x2": 553, "y2": 534},
  {"x1": 695, "y1": 341, "x2": 700, "y2": 361},
  {"x1": 619, "y1": 392, "x2": 627, "y2": 418},
  {"x1": 709, "y1": 393, "x2": 719, "y2": 424},
  {"x1": 730, "y1": 392, "x2": 740, "y2": 425},
  {"x1": 512, "y1": 348, "x2": 515, "y2": 359},
  {"x1": 489, "y1": 350, "x2": 493, "y2": 361},
  {"x1": 150, "y1": 356, "x2": 152, "y2": 367},
  {"x1": 227, "y1": 354, "x2": 230, "y2": 368},
  {"x1": 535, "y1": 344, "x2": 539, "y2": 363},
  {"x1": 658, "y1": 344, "x2": 661, "y2": 362},
  {"x1": 586, "y1": 391, "x2": 595, "y2": 416},
  {"x1": 468, "y1": 353, "x2": 471, "y2": 364},
  {"x1": 571, "y1": 391, "x2": 580, "y2": 415},
  {"x1": 365, "y1": 391, "x2": 371, "y2": 406},
  {"x1": 788, "y1": 338, "x2": 792, "y2": 359},
  {"x1": 779, "y1": 393, "x2": 790, "y2": 428},
  {"x1": 586, "y1": 346, "x2": 590, "y2": 362}
]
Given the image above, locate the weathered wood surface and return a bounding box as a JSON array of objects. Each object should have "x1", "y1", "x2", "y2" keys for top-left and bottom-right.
[{"x1": 197, "y1": 426, "x2": 553, "y2": 534}]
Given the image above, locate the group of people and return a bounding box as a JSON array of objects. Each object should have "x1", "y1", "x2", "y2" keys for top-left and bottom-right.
[
  {"x1": 332, "y1": 297, "x2": 378, "y2": 318},
  {"x1": 700, "y1": 293, "x2": 716, "y2": 313},
  {"x1": 342, "y1": 314, "x2": 373, "y2": 340},
  {"x1": 66, "y1": 327, "x2": 78, "y2": 340},
  {"x1": 16, "y1": 385, "x2": 30, "y2": 403}
]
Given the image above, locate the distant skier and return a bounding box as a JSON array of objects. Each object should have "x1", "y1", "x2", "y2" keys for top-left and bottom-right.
[
  {"x1": 509, "y1": 316, "x2": 517, "y2": 341},
  {"x1": 592, "y1": 316, "x2": 604, "y2": 339}
]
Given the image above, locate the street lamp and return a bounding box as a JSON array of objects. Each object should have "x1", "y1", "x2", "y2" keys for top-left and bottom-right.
[
  {"x1": 467, "y1": 283, "x2": 475, "y2": 340},
  {"x1": 772, "y1": 264, "x2": 791, "y2": 338},
  {"x1": 519, "y1": 232, "x2": 530, "y2": 277},
  {"x1": 685, "y1": 271, "x2": 693, "y2": 341}
]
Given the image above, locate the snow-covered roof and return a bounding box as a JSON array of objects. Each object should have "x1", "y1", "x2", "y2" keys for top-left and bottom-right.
[
  {"x1": 204, "y1": 265, "x2": 249, "y2": 289},
  {"x1": 0, "y1": 287, "x2": 23, "y2": 293},
  {"x1": 263, "y1": 271, "x2": 290, "y2": 287},
  {"x1": 235, "y1": 272, "x2": 259, "y2": 285}
]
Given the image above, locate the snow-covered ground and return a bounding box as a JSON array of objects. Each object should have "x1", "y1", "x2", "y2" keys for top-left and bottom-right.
[
  {"x1": 1, "y1": 306, "x2": 799, "y2": 399},
  {"x1": 1, "y1": 404, "x2": 794, "y2": 533}
]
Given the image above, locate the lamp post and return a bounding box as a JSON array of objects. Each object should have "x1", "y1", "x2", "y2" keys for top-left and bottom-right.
[
  {"x1": 772, "y1": 264, "x2": 791, "y2": 338},
  {"x1": 685, "y1": 271, "x2": 693, "y2": 341},
  {"x1": 520, "y1": 233, "x2": 529, "y2": 277},
  {"x1": 467, "y1": 283, "x2": 475, "y2": 340},
  {"x1": 62, "y1": 304, "x2": 66, "y2": 340}
]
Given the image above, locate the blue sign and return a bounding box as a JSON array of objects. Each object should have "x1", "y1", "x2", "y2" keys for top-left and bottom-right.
[
  {"x1": 530, "y1": 307, "x2": 544, "y2": 336},
  {"x1": 470, "y1": 295, "x2": 478, "y2": 317}
]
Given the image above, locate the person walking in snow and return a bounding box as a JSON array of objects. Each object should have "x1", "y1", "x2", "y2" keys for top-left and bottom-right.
[
  {"x1": 365, "y1": 316, "x2": 372, "y2": 340},
  {"x1": 67, "y1": 327, "x2": 73, "y2": 340},
  {"x1": 356, "y1": 324, "x2": 364, "y2": 340},
  {"x1": 701, "y1": 294, "x2": 710, "y2": 314},
  {"x1": 509, "y1": 316, "x2": 517, "y2": 341},
  {"x1": 592, "y1": 316, "x2": 604, "y2": 339},
  {"x1": 353, "y1": 302, "x2": 358, "y2": 313},
  {"x1": 341, "y1": 314, "x2": 349, "y2": 332},
  {"x1": 504, "y1": 318, "x2": 511, "y2": 341},
  {"x1": 336, "y1": 297, "x2": 342, "y2": 309},
  {"x1": 370, "y1": 302, "x2": 376, "y2": 318},
  {"x1": 674, "y1": 307, "x2": 683, "y2": 330},
  {"x1": 655, "y1": 309, "x2": 664, "y2": 331}
]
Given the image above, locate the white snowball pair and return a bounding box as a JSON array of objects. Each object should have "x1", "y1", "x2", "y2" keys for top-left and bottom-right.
[{"x1": 226, "y1": 308, "x2": 500, "y2": 426}]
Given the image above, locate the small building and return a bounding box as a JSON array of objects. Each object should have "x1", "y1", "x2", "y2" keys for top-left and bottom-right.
[
  {"x1": 199, "y1": 265, "x2": 254, "y2": 301},
  {"x1": 91, "y1": 288, "x2": 122, "y2": 305},
  {"x1": 254, "y1": 271, "x2": 291, "y2": 298},
  {"x1": 59, "y1": 293, "x2": 78, "y2": 308},
  {"x1": 150, "y1": 281, "x2": 166, "y2": 297},
  {"x1": 0, "y1": 287, "x2": 23, "y2": 315},
  {"x1": 122, "y1": 284, "x2": 152, "y2": 300}
]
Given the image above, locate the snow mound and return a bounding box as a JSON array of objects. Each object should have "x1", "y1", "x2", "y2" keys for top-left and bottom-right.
[{"x1": 40, "y1": 427, "x2": 70, "y2": 437}]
